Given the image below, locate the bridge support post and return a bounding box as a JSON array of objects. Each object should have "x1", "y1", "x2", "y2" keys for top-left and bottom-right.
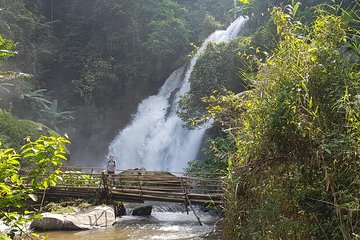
[
  {"x1": 180, "y1": 177, "x2": 203, "y2": 226},
  {"x1": 99, "y1": 172, "x2": 110, "y2": 201}
]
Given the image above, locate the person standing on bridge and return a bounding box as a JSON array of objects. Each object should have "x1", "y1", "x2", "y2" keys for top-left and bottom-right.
[
  {"x1": 107, "y1": 155, "x2": 116, "y2": 187},
  {"x1": 107, "y1": 155, "x2": 116, "y2": 174}
]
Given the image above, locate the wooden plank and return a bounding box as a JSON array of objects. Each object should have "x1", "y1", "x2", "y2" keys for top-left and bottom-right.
[
  {"x1": 111, "y1": 192, "x2": 185, "y2": 203},
  {"x1": 109, "y1": 178, "x2": 183, "y2": 184},
  {"x1": 45, "y1": 189, "x2": 222, "y2": 204},
  {"x1": 111, "y1": 191, "x2": 222, "y2": 204},
  {"x1": 110, "y1": 185, "x2": 184, "y2": 192},
  {"x1": 111, "y1": 188, "x2": 186, "y2": 197}
]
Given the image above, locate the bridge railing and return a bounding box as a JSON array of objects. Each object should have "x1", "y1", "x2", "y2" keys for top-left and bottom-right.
[{"x1": 45, "y1": 167, "x2": 224, "y2": 204}]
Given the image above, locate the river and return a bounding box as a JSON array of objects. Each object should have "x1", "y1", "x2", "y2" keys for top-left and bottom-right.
[{"x1": 42, "y1": 202, "x2": 220, "y2": 240}]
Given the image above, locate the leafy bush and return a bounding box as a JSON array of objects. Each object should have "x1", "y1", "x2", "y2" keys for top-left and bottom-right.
[
  {"x1": 186, "y1": 135, "x2": 236, "y2": 174},
  {"x1": 0, "y1": 109, "x2": 58, "y2": 151},
  {"x1": 0, "y1": 135, "x2": 70, "y2": 239}
]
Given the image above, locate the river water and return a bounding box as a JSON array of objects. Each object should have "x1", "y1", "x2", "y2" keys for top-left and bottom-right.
[{"x1": 42, "y1": 203, "x2": 219, "y2": 240}]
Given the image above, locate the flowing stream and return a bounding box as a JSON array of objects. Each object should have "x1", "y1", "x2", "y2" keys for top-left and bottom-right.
[
  {"x1": 108, "y1": 16, "x2": 246, "y2": 172},
  {"x1": 43, "y1": 203, "x2": 219, "y2": 240}
]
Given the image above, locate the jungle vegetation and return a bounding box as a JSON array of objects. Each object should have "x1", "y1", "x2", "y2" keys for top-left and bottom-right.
[
  {"x1": 1, "y1": 0, "x2": 360, "y2": 239},
  {"x1": 180, "y1": 0, "x2": 360, "y2": 239}
]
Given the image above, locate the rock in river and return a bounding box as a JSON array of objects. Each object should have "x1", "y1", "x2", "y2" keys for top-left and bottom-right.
[
  {"x1": 131, "y1": 205, "x2": 153, "y2": 216},
  {"x1": 30, "y1": 205, "x2": 115, "y2": 231}
]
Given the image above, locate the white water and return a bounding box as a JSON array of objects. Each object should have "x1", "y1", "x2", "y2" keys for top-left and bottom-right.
[{"x1": 108, "y1": 17, "x2": 246, "y2": 172}]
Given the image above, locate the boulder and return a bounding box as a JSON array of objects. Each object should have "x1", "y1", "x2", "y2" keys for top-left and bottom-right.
[
  {"x1": 30, "y1": 205, "x2": 115, "y2": 231},
  {"x1": 114, "y1": 202, "x2": 126, "y2": 217},
  {"x1": 131, "y1": 205, "x2": 153, "y2": 216}
]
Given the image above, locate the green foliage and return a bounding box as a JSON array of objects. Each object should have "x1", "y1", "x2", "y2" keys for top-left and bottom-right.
[
  {"x1": 178, "y1": 37, "x2": 252, "y2": 126},
  {"x1": 20, "y1": 89, "x2": 51, "y2": 111},
  {"x1": 42, "y1": 199, "x2": 92, "y2": 214},
  {"x1": 61, "y1": 172, "x2": 99, "y2": 186},
  {"x1": 54, "y1": 0, "x2": 235, "y2": 109},
  {"x1": 0, "y1": 36, "x2": 15, "y2": 64},
  {"x1": 251, "y1": 16, "x2": 278, "y2": 51},
  {"x1": 0, "y1": 30, "x2": 67, "y2": 133},
  {"x1": 0, "y1": 36, "x2": 17, "y2": 94},
  {"x1": 42, "y1": 200, "x2": 92, "y2": 215},
  {"x1": 0, "y1": 0, "x2": 51, "y2": 74},
  {"x1": 44, "y1": 203, "x2": 77, "y2": 214},
  {"x1": 145, "y1": 17, "x2": 190, "y2": 58},
  {"x1": 40, "y1": 100, "x2": 75, "y2": 132},
  {"x1": 207, "y1": 4, "x2": 360, "y2": 239},
  {"x1": 186, "y1": 135, "x2": 236, "y2": 173},
  {"x1": 73, "y1": 58, "x2": 118, "y2": 106},
  {"x1": 0, "y1": 135, "x2": 69, "y2": 239},
  {"x1": 0, "y1": 109, "x2": 58, "y2": 151},
  {"x1": 0, "y1": 33, "x2": 73, "y2": 133}
]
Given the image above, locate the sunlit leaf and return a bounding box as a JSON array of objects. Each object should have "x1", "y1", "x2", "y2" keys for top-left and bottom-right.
[{"x1": 239, "y1": 0, "x2": 250, "y2": 4}]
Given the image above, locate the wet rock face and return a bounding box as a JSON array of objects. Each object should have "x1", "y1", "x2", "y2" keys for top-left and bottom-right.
[
  {"x1": 131, "y1": 205, "x2": 153, "y2": 216},
  {"x1": 114, "y1": 202, "x2": 126, "y2": 217},
  {"x1": 30, "y1": 206, "x2": 115, "y2": 231},
  {"x1": 31, "y1": 214, "x2": 84, "y2": 231}
]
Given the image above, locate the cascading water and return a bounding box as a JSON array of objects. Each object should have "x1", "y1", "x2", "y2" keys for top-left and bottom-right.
[{"x1": 108, "y1": 17, "x2": 246, "y2": 172}]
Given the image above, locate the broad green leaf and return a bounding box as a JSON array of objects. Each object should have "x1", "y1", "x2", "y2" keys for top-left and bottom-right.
[
  {"x1": 10, "y1": 174, "x2": 18, "y2": 183},
  {"x1": 50, "y1": 180, "x2": 57, "y2": 186},
  {"x1": 55, "y1": 154, "x2": 67, "y2": 161},
  {"x1": 22, "y1": 153, "x2": 36, "y2": 158},
  {"x1": 293, "y1": 2, "x2": 301, "y2": 18}
]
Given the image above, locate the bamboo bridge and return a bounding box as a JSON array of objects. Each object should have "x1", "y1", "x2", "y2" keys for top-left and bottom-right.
[{"x1": 43, "y1": 167, "x2": 224, "y2": 206}]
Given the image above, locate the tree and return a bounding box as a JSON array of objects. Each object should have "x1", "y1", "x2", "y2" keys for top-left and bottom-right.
[
  {"x1": 40, "y1": 100, "x2": 74, "y2": 132},
  {"x1": 73, "y1": 58, "x2": 117, "y2": 107}
]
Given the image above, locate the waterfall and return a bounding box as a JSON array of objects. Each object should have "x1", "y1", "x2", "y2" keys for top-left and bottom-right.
[{"x1": 108, "y1": 17, "x2": 246, "y2": 172}]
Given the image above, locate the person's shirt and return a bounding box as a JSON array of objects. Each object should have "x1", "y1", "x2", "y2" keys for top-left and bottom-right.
[{"x1": 107, "y1": 159, "x2": 116, "y2": 173}]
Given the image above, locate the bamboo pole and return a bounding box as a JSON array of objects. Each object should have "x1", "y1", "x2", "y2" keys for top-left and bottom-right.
[
  {"x1": 180, "y1": 177, "x2": 189, "y2": 215},
  {"x1": 185, "y1": 193, "x2": 203, "y2": 226}
]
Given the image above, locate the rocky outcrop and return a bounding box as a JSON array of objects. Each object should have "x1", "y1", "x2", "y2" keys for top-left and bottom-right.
[
  {"x1": 30, "y1": 205, "x2": 115, "y2": 231},
  {"x1": 131, "y1": 205, "x2": 153, "y2": 216}
]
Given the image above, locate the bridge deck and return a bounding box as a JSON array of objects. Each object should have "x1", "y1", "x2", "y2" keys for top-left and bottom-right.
[{"x1": 44, "y1": 167, "x2": 224, "y2": 205}]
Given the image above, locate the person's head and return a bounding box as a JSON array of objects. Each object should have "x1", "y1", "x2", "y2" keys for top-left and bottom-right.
[{"x1": 108, "y1": 155, "x2": 114, "y2": 161}]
